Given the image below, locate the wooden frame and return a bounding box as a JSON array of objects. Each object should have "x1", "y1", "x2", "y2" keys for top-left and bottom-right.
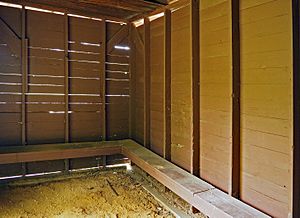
[
  {"x1": 293, "y1": 0, "x2": 300, "y2": 216},
  {"x1": 143, "y1": 17, "x2": 151, "y2": 148},
  {"x1": 164, "y1": 9, "x2": 171, "y2": 161},
  {"x1": 231, "y1": 0, "x2": 241, "y2": 198},
  {"x1": 64, "y1": 13, "x2": 70, "y2": 171},
  {"x1": 101, "y1": 20, "x2": 107, "y2": 141},
  {"x1": 191, "y1": 0, "x2": 200, "y2": 176}
]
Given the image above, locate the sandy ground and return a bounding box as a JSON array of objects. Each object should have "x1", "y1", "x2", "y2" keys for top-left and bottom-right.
[{"x1": 0, "y1": 170, "x2": 175, "y2": 218}]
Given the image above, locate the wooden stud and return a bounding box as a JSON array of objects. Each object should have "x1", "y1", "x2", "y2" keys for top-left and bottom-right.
[
  {"x1": 231, "y1": 0, "x2": 241, "y2": 198},
  {"x1": 144, "y1": 17, "x2": 151, "y2": 148},
  {"x1": 191, "y1": 0, "x2": 200, "y2": 176},
  {"x1": 21, "y1": 6, "x2": 28, "y2": 176},
  {"x1": 64, "y1": 13, "x2": 70, "y2": 172},
  {"x1": 293, "y1": 0, "x2": 300, "y2": 216},
  {"x1": 21, "y1": 6, "x2": 27, "y2": 146},
  {"x1": 129, "y1": 23, "x2": 136, "y2": 139},
  {"x1": 101, "y1": 20, "x2": 107, "y2": 141},
  {"x1": 164, "y1": 9, "x2": 171, "y2": 161}
]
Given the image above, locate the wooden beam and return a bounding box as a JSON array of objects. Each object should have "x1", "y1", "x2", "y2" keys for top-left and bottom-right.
[
  {"x1": 64, "y1": 13, "x2": 70, "y2": 172},
  {"x1": 64, "y1": 14, "x2": 70, "y2": 144},
  {"x1": 3, "y1": 0, "x2": 129, "y2": 22},
  {"x1": 231, "y1": 0, "x2": 241, "y2": 198},
  {"x1": 133, "y1": 26, "x2": 144, "y2": 48},
  {"x1": 191, "y1": 0, "x2": 200, "y2": 176},
  {"x1": 293, "y1": 0, "x2": 300, "y2": 216},
  {"x1": 0, "y1": 18, "x2": 21, "y2": 55},
  {"x1": 143, "y1": 17, "x2": 151, "y2": 148},
  {"x1": 21, "y1": 6, "x2": 28, "y2": 176},
  {"x1": 129, "y1": 23, "x2": 136, "y2": 139},
  {"x1": 101, "y1": 20, "x2": 107, "y2": 140},
  {"x1": 164, "y1": 9, "x2": 171, "y2": 161},
  {"x1": 106, "y1": 26, "x2": 129, "y2": 54}
]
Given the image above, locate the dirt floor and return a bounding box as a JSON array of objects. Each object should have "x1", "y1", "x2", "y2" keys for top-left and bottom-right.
[{"x1": 0, "y1": 170, "x2": 175, "y2": 218}]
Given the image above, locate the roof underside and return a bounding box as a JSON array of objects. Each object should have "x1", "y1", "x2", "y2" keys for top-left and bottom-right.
[{"x1": 5, "y1": 0, "x2": 169, "y2": 21}]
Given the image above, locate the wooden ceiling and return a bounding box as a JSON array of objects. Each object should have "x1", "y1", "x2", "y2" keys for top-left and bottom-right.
[{"x1": 5, "y1": 0, "x2": 169, "y2": 21}]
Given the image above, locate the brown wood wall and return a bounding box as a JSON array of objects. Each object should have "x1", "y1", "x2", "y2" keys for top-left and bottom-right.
[
  {"x1": 200, "y1": 0, "x2": 232, "y2": 193},
  {"x1": 0, "y1": 5, "x2": 130, "y2": 176},
  {"x1": 150, "y1": 17, "x2": 164, "y2": 156},
  {"x1": 240, "y1": 0, "x2": 292, "y2": 217},
  {"x1": 131, "y1": 0, "x2": 293, "y2": 217}
]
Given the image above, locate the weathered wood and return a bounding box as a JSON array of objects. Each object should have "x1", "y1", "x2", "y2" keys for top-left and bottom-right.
[
  {"x1": 143, "y1": 17, "x2": 151, "y2": 149},
  {"x1": 164, "y1": 9, "x2": 171, "y2": 161},
  {"x1": 107, "y1": 26, "x2": 129, "y2": 54},
  {"x1": 191, "y1": 0, "x2": 200, "y2": 176},
  {"x1": 293, "y1": 0, "x2": 300, "y2": 216},
  {"x1": 231, "y1": 0, "x2": 240, "y2": 198}
]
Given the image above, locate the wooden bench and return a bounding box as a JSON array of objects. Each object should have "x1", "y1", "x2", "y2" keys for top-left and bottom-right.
[{"x1": 0, "y1": 139, "x2": 269, "y2": 218}]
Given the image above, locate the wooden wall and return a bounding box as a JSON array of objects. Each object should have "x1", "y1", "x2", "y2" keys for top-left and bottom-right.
[
  {"x1": 240, "y1": 0, "x2": 292, "y2": 217},
  {"x1": 0, "y1": 5, "x2": 130, "y2": 176},
  {"x1": 149, "y1": 16, "x2": 164, "y2": 156},
  {"x1": 199, "y1": 0, "x2": 232, "y2": 192},
  {"x1": 131, "y1": 0, "x2": 293, "y2": 217},
  {"x1": 170, "y1": 4, "x2": 192, "y2": 171}
]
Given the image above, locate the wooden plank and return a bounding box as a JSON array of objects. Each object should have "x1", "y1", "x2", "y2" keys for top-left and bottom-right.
[
  {"x1": 191, "y1": 0, "x2": 200, "y2": 176},
  {"x1": 144, "y1": 17, "x2": 150, "y2": 149},
  {"x1": 21, "y1": 7, "x2": 27, "y2": 146},
  {"x1": 164, "y1": 9, "x2": 171, "y2": 161},
  {"x1": 0, "y1": 139, "x2": 270, "y2": 218},
  {"x1": 231, "y1": 0, "x2": 240, "y2": 198},
  {"x1": 101, "y1": 20, "x2": 107, "y2": 140},
  {"x1": 129, "y1": 23, "x2": 135, "y2": 139},
  {"x1": 293, "y1": 0, "x2": 300, "y2": 216},
  {"x1": 64, "y1": 13, "x2": 70, "y2": 172}
]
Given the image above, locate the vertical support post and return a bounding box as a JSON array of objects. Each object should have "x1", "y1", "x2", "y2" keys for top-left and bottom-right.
[
  {"x1": 129, "y1": 23, "x2": 136, "y2": 139},
  {"x1": 164, "y1": 9, "x2": 171, "y2": 161},
  {"x1": 101, "y1": 20, "x2": 107, "y2": 141},
  {"x1": 21, "y1": 6, "x2": 27, "y2": 146},
  {"x1": 191, "y1": 0, "x2": 200, "y2": 176},
  {"x1": 292, "y1": 0, "x2": 300, "y2": 216},
  {"x1": 21, "y1": 6, "x2": 28, "y2": 176},
  {"x1": 144, "y1": 17, "x2": 151, "y2": 149},
  {"x1": 231, "y1": 0, "x2": 241, "y2": 198},
  {"x1": 64, "y1": 13, "x2": 70, "y2": 172}
]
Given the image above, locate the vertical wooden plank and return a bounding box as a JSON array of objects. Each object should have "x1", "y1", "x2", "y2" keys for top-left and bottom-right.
[
  {"x1": 191, "y1": 0, "x2": 200, "y2": 176},
  {"x1": 21, "y1": 6, "x2": 27, "y2": 176},
  {"x1": 64, "y1": 13, "x2": 69, "y2": 143},
  {"x1": 164, "y1": 9, "x2": 171, "y2": 161},
  {"x1": 293, "y1": 0, "x2": 300, "y2": 216},
  {"x1": 101, "y1": 20, "x2": 107, "y2": 141},
  {"x1": 129, "y1": 23, "x2": 136, "y2": 139},
  {"x1": 64, "y1": 13, "x2": 70, "y2": 172},
  {"x1": 21, "y1": 6, "x2": 27, "y2": 146},
  {"x1": 231, "y1": 0, "x2": 240, "y2": 198},
  {"x1": 144, "y1": 17, "x2": 151, "y2": 148}
]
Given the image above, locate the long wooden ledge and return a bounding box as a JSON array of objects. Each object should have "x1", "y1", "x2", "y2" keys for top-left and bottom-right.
[{"x1": 0, "y1": 139, "x2": 269, "y2": 218}]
